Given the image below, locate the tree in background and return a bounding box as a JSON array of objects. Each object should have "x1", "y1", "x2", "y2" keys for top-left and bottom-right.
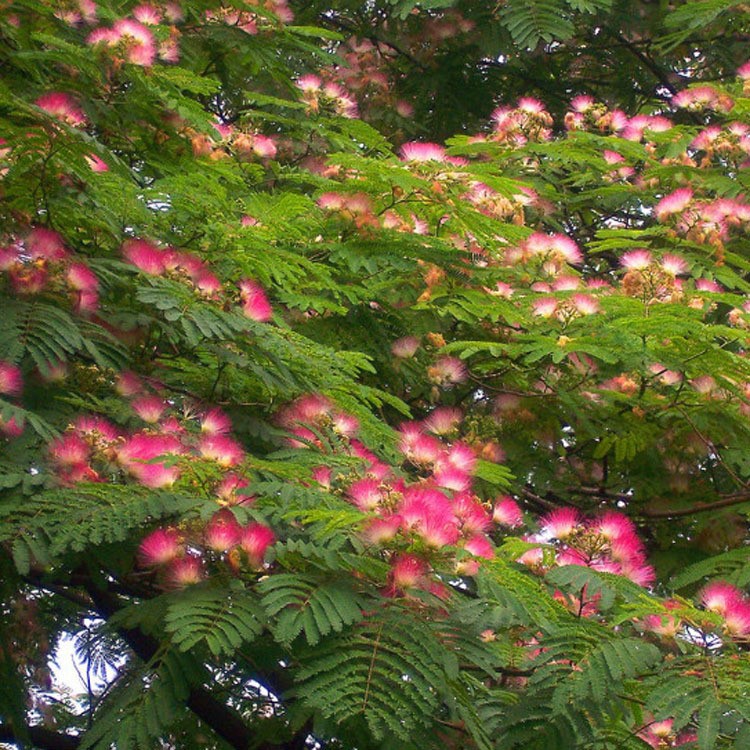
[{"x1": 2, "y1": 1, "x2": 750, "y2": 748}]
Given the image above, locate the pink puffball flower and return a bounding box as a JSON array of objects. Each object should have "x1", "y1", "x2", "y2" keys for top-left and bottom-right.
[
  {"x1": 240, "y1": 522, "x2": 276, "y2": 567},
  {"x1": 133, "y1": 4, "x2": 163, "y2": 24},
  {"x1": 347, "y1": 478, "x2": 382, "y2": 511},
  {"x1": 423, "y1": 406, "x2": 462, "y2": 435},
  {"x1": 0, "y1": 361, "x2": 23, "y2": 396},
  {"x1": 122, "y1": 239, "x2": 166, "y2": 275},
  {"x1": 655, "y1": 188, "x2": 693, "y2": 221},
  {"x1": 117, "y1": 432, "x2": 184, "y2": 487},
  {"x1": 571, "y1": 293, "x2": 600, "y2": 315},
  {"x1": 238, "y1": 279, "x2": 272, "y2": 322},
  {"x1": 35, "y1": 92, "x2": 86, "y2": 127},
  {"x1": 200, "y1": 407, "x2": 232, "y2": 435},
  {"x1": 26, "y1": 227, "x2": 68, "y2": 261},
  {"x1": 660, "y1": 253, "x2": 689, "y2": 276},
  {"x1": 492, "y1": 496, "x2": 523, "y2": 528},
  {"x1": 463, "y1": 534, "x2": 494, "y2": 559},
  {"x1": 700, "y1": 581, "x2": 744, "y2": 616},
  {"x1": 452, "y1": 493, "x2": 492, "y2": 534},
  {"x1": 204, "y1": 509, "x2": 242, "y2": 552},
  {"x1": 165, "y1": 555, "x2": 205, "y2": 588},
  {"x1": 138, "y1": 527, "x2": 183, "y2": 566},
  {"x1": 532, "y1": 297, "x2": 558, "y2": 318},
  {"x1": 85, "y1": 153, "x2": 109, "y2": 172},
  {"x1": 399, "y1": 142, "x2": 447, "y2": 163},
  {"x1": 363, "y1": 515, "x2": 402, "y2": 545},
  {"x1": 620, "y1": 249, "x2": 652, "y2": 270},
  {"x1": 216, "y1": 473, "x2": 254, "y2": 505},
  {"x1": 428, "y1": 356, "x2": 468, "y2": 387},
  {"x1": 66, "y1": 262, "x2": 98, "y2": 292},
  {"x1": 49, "y1": 432, "x2": 91, "y2": 468},
  {"x1": 391, "y1": 336, "x2": 420, "y2": 359},
  {"x1": 445, "y1": 442, "x2": 477, "y2": 474},
  {"x1": 539, "y1": 507, "x2": 581, "y2": 540},
  {"x1": 433, "y1": 465, "x2": 472, "y2": 493},
  {"x1": 390, "y1": 553, "x2": 429, "y2": 589},
  {"x1": 131, "y1": 395, "x2": 167, "y2": 423},
  {"x1": 111, "y1": 19, "x2": 156, "y2": 66},
  {"x1": 198, "y1": 434, "x2": 244, "y2": 467}
]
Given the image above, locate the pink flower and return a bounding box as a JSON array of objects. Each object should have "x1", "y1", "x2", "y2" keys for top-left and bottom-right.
[
  {"x1": 391, "y1": 336, "x2": 420, "y2": 359},
  {"x1": 117, "y1": 432, "x2": 184, "y2": 487},
  {"x1": 111, "y1": 19, "x2": 156, "y2": 66},
  {"x1": 85, "y1": 153, "x2": 109, "y2": 172},
  {"x1": 700, "y1": 581, "x2": 743, "y2": 615},
  {"x1": 133, "y1": 4, "x2": 163, "y2": 24},
  {"x1": 238, "y1": 278, "x2": 273, "y2": 322},
  {"x1": 198, "y1": 434, "x2": 244, "y2": 467},
  {"x1": 347, "y1": 478, "x2": 382, "y2": 511},
  {"x1": 240, "y1": 522, "x2": 275, "y2": 567},
  {"x1": 539, "y1": 508, "x2": 581, "y2": 540},
  {"x1": 463, "y1": 534, "x2": 494, "y2": 559},
  {"x1": 660, "y1": 253, "x2": 689, "y2": 276},
  {"x1": 138, "y1": 528, "x2": 183, "y2": 566},
  {"x1": 131, "y1": 395, "x2": 167, "y2": 423},
  {"x1": 66, "y1": 262, "x2": 98, "y2": 291},
  {"x1": 423, "y1": 406, "x2": 462, "y2": 435},
  {"x1": 655, "y1": 188, "x2": 693, "y2": 221},
  {"x1": 165, "y1": 555, "x2": 205, "y2": 588},
  {"x1": 0, "y1": 361, "x2": 23, "y2": 396},
  {"x1": 532, "y1": 297, "x2": 558, "y2": 318},
  {"x1": 620, "y1": 249, "x2": 652, "y2": 270},
  {"x1": 492, "y1": 496, "x2": 523, "y2": 527},
  {"x1": 35, "y1": 92, "x2": 86, "y2": 126},
  {"x1": 26, "y1": 227, "x2": 68, "y2": 261},
  {"x1": 390, "y1": 554, "x2": 428, "y2": 589},
  {"x1": 428, "y1": 356, "x2": 468, "y2": 387},
  {"x1": 399, "y1": 142, "x2": 447, "y2": 163},
  {"x1": 363, "y1": 515, "x2": 401, "y2": 544},
  {"x1": 216, "y1": 473, "x2": 254, "y2": 505},
  {"x1": 571, "y1": 293, "x2": 599, "y2": 315},
  {"x1": 452, "y1": 493, "x2": 491, "y2": 534},
  {"x1": 204, "y1": 509, "x2": 242, "y2": 551},
  {"x1": 49, "y1": 432, "x2": 91, "y2": 468},
  {"x1": 74, "y1": 415, "x2": 120, "y2": 442},
  {"x1": 433, "y1": 465, "x2": 472, "y2": 492},
  {"x1": 200, "y1": 407, "x2": 232, "y2": 435},
  {"x1": 122, "y1": 239, "x2": 166, "y2": 275}
]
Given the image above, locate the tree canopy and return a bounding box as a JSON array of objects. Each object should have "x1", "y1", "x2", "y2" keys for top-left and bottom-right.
[{"x1": 3, "y1": 1, "x2": 750, "y2": 748}]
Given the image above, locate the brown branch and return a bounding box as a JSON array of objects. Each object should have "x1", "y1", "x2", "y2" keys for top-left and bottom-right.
[
  {"x1": 641, "y1": 491, "x2": 750, "y2": 519},
  {"x1": 0, "y1": 723, "x2": 80, "y2": 750}
]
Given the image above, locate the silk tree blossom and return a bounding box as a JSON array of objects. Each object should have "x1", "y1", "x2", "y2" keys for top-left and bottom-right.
[
  {"x1": 216, "y1": 473, "x2": 254, "y2": 506},
  {"x1": 88, "y1": 19, "x2": 157, "y2": 66},
  {"x1": 122, "y1": 239, "x2": 167, "y2": 275},
  {"x1": 117, "y1": 432, "x2": 184, "y2": 487},
  {"x1": 138, "y1": 528, "x2": 183, "y2": 566},
  {"x1": 391, "y1": 335, "x2": 420, "y2": 358},
  {"x1": 198, "y1": 434, "x2": 244, "y2": 467},
  {"x1": 200, "y1": 407, "x2": 232, "y2": 435},
  {"x1": 0, "y1": 361, "x2": 22, "y2": 396},
  {"x1": 492, "y1": 496, "x2": 523, "y2": 528},
  {"x1": 131, "y1": 395, "x2": 167, "y2": 423},
  {"x1": 390, "y1": 554, "x2": 429, "y2": 590},
  {"x1": 165, "y1": 554, "x2": 205, "y2": 588},
  {"x1": 204, "y1": 509, "x2": 242, "y2": 552},
  {"x1": 427, "y1": 356, "x2": 467, "y2": 387},
  {"x1": 399, "y1": 142, "x2": 447, "y2": 163},
  {"x1": 423, "y1": 406, "x2": 462, "y2": 435},
  {"x1": 35, "y1": 92, "x2": 86, "y2": 126},
  {"x1": 238, "y1": 278, "x2": 273, "y2": 322},
  {"x1": 655, "y1": 188, "x2": 693, "y2": 221},
  {"x1": 240, "y1": 523, "x2": 275, "y2": 567}
]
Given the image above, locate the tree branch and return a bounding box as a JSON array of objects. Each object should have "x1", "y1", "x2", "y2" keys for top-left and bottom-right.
[{"x1": 0, "y1": 723, "x2": 80, "y2": 750}]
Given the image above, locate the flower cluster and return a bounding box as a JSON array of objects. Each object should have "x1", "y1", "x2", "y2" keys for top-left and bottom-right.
[
  {"x1": 519, "y1": 508, "x2": 655, "y2": 589},
  {"x1": 121, "y1": 238, "x2": 272, "y2": 321},
  {"x1": 295, "y1": 75, "x2": 359, "y2": 119},
  {"x1": 138, "y1": 512, "x2": 275, "y2": 589},
  {"x1": 278, "y1": 394, "x2": 526, "y2": 594},
  {"x1": 0, "y1": 226, "x2": 99, "y2": 314}
]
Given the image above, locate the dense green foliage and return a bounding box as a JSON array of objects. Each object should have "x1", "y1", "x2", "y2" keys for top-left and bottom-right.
[{"x1": 3, "y1": 1, "x2": 750, "y2": 749}]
